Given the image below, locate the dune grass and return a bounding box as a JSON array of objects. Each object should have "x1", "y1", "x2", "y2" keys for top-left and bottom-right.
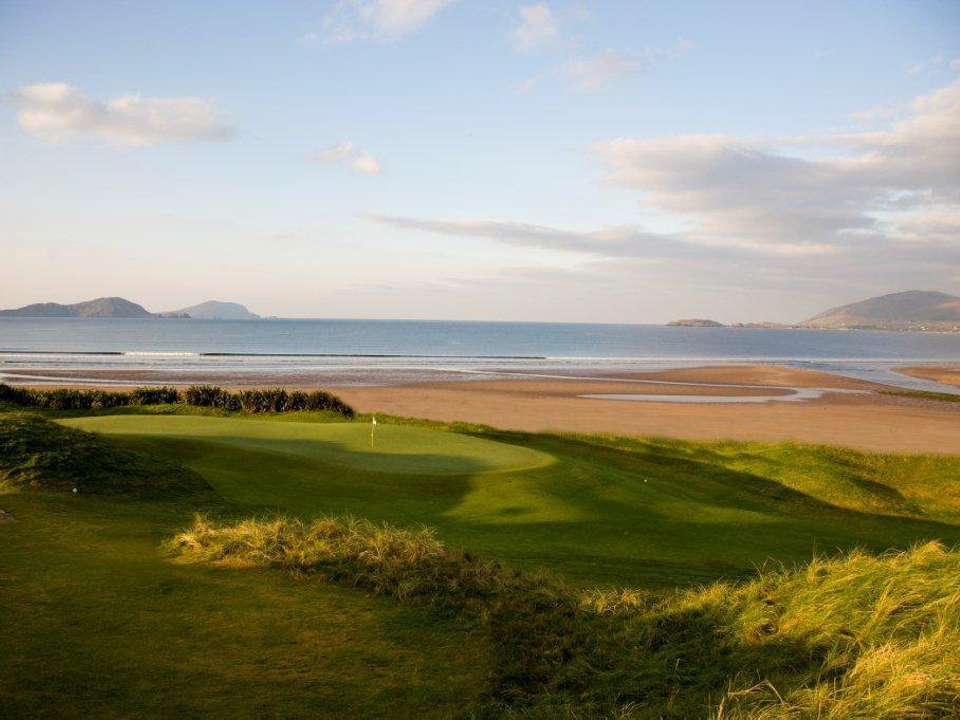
[{"x1": 169, "y1": 514, "x2": 960, "y2": 718}]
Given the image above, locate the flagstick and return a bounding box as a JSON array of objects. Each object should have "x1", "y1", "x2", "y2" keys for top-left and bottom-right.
[{"x1": 370, "y1": 415, "x2": 376, "y2": 448}]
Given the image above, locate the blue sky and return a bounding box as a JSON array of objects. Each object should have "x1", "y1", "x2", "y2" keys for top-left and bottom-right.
[{"x1": 1, "y1": 1, "x2": 959, "y2": 321}]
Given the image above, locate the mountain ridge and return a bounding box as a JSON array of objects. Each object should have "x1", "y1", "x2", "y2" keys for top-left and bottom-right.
[
  {"x1": 800, "y1": 290, "x2": 960, "y2": 331},
  {"x1": 0, "y1": 297, "x2": 153, "y2": 318},
  {"x1": 163, "y1": 300, "x2": 259, "y2": 320}
]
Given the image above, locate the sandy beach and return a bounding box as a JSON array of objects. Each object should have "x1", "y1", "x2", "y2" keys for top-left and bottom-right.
[
  {"x1": 897, "y1": 365, "x2": 960, "y2": 388},
  {"x1": 7, "y1": 364, "x2": 958, "y2": 454},
  {"x1": 332, "y1": 366, "x2": 960, "y2": 455}
]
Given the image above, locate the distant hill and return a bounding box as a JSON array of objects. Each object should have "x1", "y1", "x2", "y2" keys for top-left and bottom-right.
[
  {"x1": 801, "y1": 290, "x2": 960, "y2": 331},
  {"x1": 0, "y1": 297, "x2": 152, "y2": 318},
  {"x1": 164, "y1": 300, "x2": 259, "y2": 320},
  {"x1": 667, "y1": 318, "x2": 725, "y2": 327}
]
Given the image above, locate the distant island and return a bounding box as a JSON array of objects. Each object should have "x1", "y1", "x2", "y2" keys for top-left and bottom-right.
[
  {"x1": 0, "y1": 297, "x2": 260, "y2": 319},
  {"x1": 0, "y1": 297, "x2": 153, "y2": 318},
  {"x1": 666, "y1": 318, "x2": 725, "y2": 327},
  {"x1": 667, "y1": 290, "x2": 960, "y2": 332},
  {"x1": 161, "y1": 301, "x2": 260, "y2": 320}
]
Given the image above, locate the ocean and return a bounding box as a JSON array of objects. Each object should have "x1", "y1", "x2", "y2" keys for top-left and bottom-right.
[{"x1": 2, "y1": 317, "x2": 960, "y2": 391}]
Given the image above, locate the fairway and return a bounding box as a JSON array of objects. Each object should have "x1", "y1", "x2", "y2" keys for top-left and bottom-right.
[
  {"x1": 56, "y1": 412, "x2": 960, "y2": 588},
  {"x1": 63, "y1": 415, "x2": 553, "y2": 475}
]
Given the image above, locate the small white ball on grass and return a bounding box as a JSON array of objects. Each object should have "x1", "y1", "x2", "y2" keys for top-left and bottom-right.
[{"x1": 73, "y1": 487, "x2": 78, "y2": 494}]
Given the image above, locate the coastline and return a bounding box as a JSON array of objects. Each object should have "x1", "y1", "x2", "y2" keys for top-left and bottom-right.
[{"x1": 4, "y1": 363, "x2": 960, "y2": 454}]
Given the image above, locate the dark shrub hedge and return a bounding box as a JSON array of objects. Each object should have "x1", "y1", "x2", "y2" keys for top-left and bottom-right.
[
  {"x1": 131, "y1": 386, "x2": 181, "y2": 405},
  {"x1": 0, "y1": 383, "x2": 353, "y2": 418}
]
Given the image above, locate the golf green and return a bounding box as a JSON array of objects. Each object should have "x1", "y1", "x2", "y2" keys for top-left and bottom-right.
[{"x1": 62, "y1": 415, "x2": 554, "y2": 475}]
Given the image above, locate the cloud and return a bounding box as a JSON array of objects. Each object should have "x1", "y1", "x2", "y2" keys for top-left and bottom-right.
[
  {"x1": 366, "y1": 215, "x2": 828, "y2": 259},
  {"x1": 511, "y1": 3, "x2": 561, "y2": 52},
  {"x1": 304, "y1": 0, "x2": 453, "y2": 44},
  {"x1": 353, "y1": 151, "x2": 382, "y2": 175},
  {"x1": 562, "y1": 40, "x2": 690, "y2": 92},
  {"x1": 316, "y1": 140, "x2": 381, "y2": 174},
  {"x1": 564, "y1": 50, "x2": 638, "y2": 92},
  {"x1": 368, "y1": 80, "x2": 960, "y2": 293},
  {"x1": 9, "y1": 83, "x2": 232, "y2": 146},
  {"x1": 317, "y1": 140, "x2": 356, "y2": 162},
  {"x1": 905, "y1": 53, "x2": 960, "y2": 75}
]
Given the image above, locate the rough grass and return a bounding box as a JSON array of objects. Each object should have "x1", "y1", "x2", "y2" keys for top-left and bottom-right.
[
  {"x1": 0, "y1": 412, "x2": 210, "y2": 498},
  {"x1": 168, "y1": 515, "x2": 960, "y2": 718},
  {"x1": 881, "y1": 388, "x2": 960, "y2": 404}
]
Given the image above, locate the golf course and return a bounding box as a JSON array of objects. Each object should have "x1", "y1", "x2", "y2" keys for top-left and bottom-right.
[{"x1": 3, "y1": 391, "x2": 960, "y2": 717}]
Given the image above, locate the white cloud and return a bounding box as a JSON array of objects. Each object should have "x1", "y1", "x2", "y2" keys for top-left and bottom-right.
[
  {"x1": 9, "y1": 83, "x2": 232, "y2": 146},
  {"x1": 353, "y1": 151, "x2": 382, "y2": 175},
  {"x1": 562, "y1": 41, "x2": 690, "y2": 92},
  {"x1": 304, "y1": 0, "x2": 454, "y2": 44},
  {"x1": 905, "y1": 53, "x2": 960, "y2": 75},
  {"x1": 316, "y1": 140, "x2": 381, "y2": 175},
  {"x1": 511, "y1": 3, "x2": 561, "y2": 52},
  {"x1": 368, "y1": 80, "x2": 960, "y2": 292},
  {"x1": 317, "y1": 140, "x2": 356, "y2": 163},
  {"x1": 564, "y1": 50, "x2": 638, "y2": 92}
]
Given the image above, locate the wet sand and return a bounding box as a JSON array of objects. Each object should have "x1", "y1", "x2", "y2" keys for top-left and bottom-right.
[
  {"x1": 897, "y1": 365, "x2": 960, "y2": 389},
  {"x1": 5, "y1": 364, "x2": 958, "y2": 454},
  {"x1": 334, "y1": 368, "x2": 959, "y2": 454}
]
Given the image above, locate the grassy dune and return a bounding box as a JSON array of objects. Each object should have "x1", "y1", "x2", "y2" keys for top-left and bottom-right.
[
  {"x1": 169, "y1": 514, "x2": 960, "y2": 718},
  {"x1": 3, "y1": 407, "x2": 960, "y2": 717}
]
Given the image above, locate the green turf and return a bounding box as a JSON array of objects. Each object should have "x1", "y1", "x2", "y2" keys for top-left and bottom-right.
[
  {"x1": 0, "y1": 493, "x2": 492, "y2": 718},
  {"x1": 63, "y1": 415, "x2": 552, "y2": 475},
  {"x1": 60, "y1": 413, "x2": 960, "y2": 588},
  {"x1": 5, "y1": 409, "x2": 960, "y2": 716}
]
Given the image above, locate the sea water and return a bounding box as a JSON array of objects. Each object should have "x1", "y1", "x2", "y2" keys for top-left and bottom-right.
[{"x1": 2, "y1": 317, "x2": 960, "y2": 392}]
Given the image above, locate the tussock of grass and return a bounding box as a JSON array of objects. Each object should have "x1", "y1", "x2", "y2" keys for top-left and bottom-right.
[
  {"x1": 0, "y1": 412, "x2": 211, "y2": 497},
  {"x1": 168, "y1": 515, "x2": 960, "y2": 718}
]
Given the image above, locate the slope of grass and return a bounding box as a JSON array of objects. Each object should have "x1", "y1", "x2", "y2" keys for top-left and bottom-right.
[
  {"x1": 169, "y1": 514, "x2": 960, "y2": 718},
  {"x1": 0, "y1": 412, "x2": 210, "y2": 498},
  {"x1": 62, "y1": 413, "x2": 960, "y2": 588},
  {"x1": 0, "y1": 494, "x2": 493, "y2": 718},
  {"x1": 62, "y1": 415, "x2": 553, "y2": 475},
  {"x1": 571, "y1": 434, "x2": 960, "y2": 522},
  {"x1": 4, "y1": 407, "x2": 960, "y2": 717}
]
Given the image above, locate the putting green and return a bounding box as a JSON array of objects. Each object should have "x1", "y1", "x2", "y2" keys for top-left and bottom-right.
[{"x1": 61, "y1": 415, "x2": 553, "y2": 475}]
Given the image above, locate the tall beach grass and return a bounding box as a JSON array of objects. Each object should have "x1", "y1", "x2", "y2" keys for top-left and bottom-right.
[{"x1": 168, "y1": 515, "x2": 960, "y2": 718}]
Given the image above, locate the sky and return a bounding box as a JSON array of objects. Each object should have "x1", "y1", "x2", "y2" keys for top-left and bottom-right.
[{"x1": 1, "y1": 0, "x2": 959, "y2": 323}]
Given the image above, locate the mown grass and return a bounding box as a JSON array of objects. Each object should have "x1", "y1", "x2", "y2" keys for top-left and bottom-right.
[
  {"x1": 0, "y1": 494, "x2": 493, "y2": 718},
  {"x1": 169, "y1": 514, "x2": 960, "y2": 718},
  {"x1": 62, "y1": 413, "x2": 960, "y2": 588},
  {"x1": 4, "y1": 407, "x2": 960, "y2": 717}
]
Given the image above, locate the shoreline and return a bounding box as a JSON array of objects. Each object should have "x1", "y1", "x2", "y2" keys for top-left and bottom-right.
[{"x1": 4, "y1": 364, "x2": 960, "y2": 454}]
